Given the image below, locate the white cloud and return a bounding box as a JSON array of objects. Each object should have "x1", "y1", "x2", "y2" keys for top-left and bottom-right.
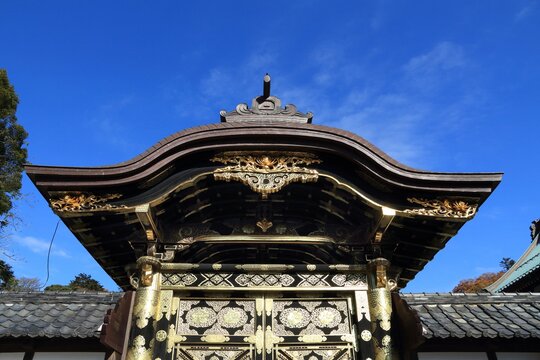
[
  {"x1": 173, "y1": 40, "x2": 479, "y2": 169},
  {"x1": 404, "y1": 42, "x2": 466, "y2": 74},
  {"x1": 402, "y1": 42, "x2": 467, "y2": 92},
  {"x1": 13, "y1": 235, "x2": 71, "y2": 258},
  {"x1": 88, "y1": 96, "x2": 135, "y2": 152},
  {"x1": 515, "y1": 1, "x2": 536, "y2": 21}
]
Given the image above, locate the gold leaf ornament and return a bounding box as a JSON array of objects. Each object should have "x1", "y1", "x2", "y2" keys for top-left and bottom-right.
[
  {"x1": 212, "y1": 151, "x2": 321, "y2": 199},
  {"x1": 49, "y1": 193, "x2": 125, "y2": 212},
  {"x1": 404, "y1": 197, "x2": 478, "y2": 218}
]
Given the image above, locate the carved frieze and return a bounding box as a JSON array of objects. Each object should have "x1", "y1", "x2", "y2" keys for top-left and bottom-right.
[
  {"x1": 403, "y1": 197, "x2": 478, "y2": 218},
  {"x1": 211, "y1": 151, "x2": 321, "y2": 199},
  {"x1": 49, "y1": 193, "x2": 126, "y2": 212},
  {"x1": 161, "y1": 271, "x2": 367, "y2": 289}
]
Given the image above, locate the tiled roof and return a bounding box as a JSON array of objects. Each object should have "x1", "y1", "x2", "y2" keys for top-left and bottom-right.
[
  {"x1": 487, "y1": 237, "x2": 540, "y2": 292},
  {"x1": 401, "y1": 293, "x2": 540, "y2": 339},
  {"x1": 0, "y1": 291, "x2": 122, "y2": 338}
]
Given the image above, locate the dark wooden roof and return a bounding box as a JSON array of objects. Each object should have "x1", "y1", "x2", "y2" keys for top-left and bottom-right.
[{"x1": 25, "y1": 86, "x2": 502, "y2": 290}]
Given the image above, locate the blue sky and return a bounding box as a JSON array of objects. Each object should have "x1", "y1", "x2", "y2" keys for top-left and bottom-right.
[{"x1": 1, "y1": 1, "x2": 539, "y2": 292}]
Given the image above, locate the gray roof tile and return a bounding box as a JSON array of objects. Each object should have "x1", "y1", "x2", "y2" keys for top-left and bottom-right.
[
  {"x1": 0, "y1": 291, "x2": 122, "y2": 339},
  {"x1": 401, "y1": 293, "x2": 540, "y2": 339}
]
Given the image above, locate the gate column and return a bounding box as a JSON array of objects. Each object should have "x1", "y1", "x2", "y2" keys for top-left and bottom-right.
[
  {"x1": 126, "y1": 256, "x2": 162, "y2": 360},
  {"x1": 367, "y1": 258, "x2": 393, "y2": 360}
]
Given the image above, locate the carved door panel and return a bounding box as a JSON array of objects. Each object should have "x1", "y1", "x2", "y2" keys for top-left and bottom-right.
[
  {"x1": 171, "y1": 295, "x2": 356, "y2": 360},
  {"x1": 266, "y1": 297, "x2": 356, "y2": 359},
  {"x1": 173, "y1": 297, "x2": 263, "y2": 360}
]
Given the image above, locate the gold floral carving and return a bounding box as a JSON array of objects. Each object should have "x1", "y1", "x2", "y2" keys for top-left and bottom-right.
[
  {"x1": 211, "y1": 151, "x2": 321, "y2": 199},
  {"x1": 49, "y1": 193, "x2": 126, "y2": 212},
  {"x1": 404, "y1": 197, "x2": 478, "y2": 218},
  {"x1": 256, "y1": 218, "x2": 273, "y2": 232}
]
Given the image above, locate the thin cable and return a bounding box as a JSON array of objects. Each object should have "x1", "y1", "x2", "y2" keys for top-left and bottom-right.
[{"x1": 41, "y1": 219, "x2": 60, "y2": 289}]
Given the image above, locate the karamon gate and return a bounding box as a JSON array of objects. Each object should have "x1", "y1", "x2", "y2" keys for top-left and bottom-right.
[{"x1": 26, "y1": 75, "x2": 501, "y2": 360}]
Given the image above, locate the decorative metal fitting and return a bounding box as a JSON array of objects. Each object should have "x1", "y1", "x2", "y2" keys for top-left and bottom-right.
[{"x1": 219, "y1": 74, "x2": 313, "y2": 123}]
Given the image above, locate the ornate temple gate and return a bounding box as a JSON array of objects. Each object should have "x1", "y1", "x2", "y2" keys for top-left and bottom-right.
[
  {"x1": 127, "y1": 259, "x2": 394, "y2": 360},
  {"x1": 26, "y1": 75, "x2": 502, "y2": 360}
]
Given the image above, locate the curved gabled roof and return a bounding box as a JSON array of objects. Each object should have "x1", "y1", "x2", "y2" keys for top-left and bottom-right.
[
  {"x1": 25, "y1": 76, "x2": 503, "y2": 290},
  {"x1": 26, "y1": 121, "x2": 501, "y2": 194}
]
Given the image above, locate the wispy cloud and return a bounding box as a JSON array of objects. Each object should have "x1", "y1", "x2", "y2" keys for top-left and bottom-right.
[
  {"x1": 172, "y1": 40, "x2": 479, "y2": 169},
  {"x1": 275, "y1": 41, "x2": 475, "y2": 167},
  {"x1": 403, "y1": 41, "x2": 467, "y2": 91},
  {"x1": 515, "y1": 1, "x2": 536, "y2": 21},
  {"x1": 13, "y1": 235, "x2": 71, "y2": 258},
  {"x1": 89, "y1": 96, "x2": 135, "y2": 151}
]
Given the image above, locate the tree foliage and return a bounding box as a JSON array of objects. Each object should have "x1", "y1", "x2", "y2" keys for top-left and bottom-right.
[
  {"x1": 8, "y1": 276, "x2": 42, "y2": 291},
  {"x1": 0, "y1": 69, "x2": 28, "y2": 230},
  {"x1": 452, "y1": 271, "x2": 505, "y2": 292},
  {"x1": 69, "y1": 273, "x2": 106, "y2": 291},
  {"x1": 0, "y1": 259, "x2": 15, "y2": 289},
  {"x1": 500, "y1": 257, "x2": 515, "y2": 271},
  {"x1": 452, "y1": 257, "x2": 518, "y2": 292},
  {"x1": 44, "y1": 273, "x2": 106, "y2": 292}
]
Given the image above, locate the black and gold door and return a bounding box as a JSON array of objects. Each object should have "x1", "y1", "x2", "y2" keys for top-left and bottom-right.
[{"x1": 168, "y1": 294, "x2": 357, "y2": 360}]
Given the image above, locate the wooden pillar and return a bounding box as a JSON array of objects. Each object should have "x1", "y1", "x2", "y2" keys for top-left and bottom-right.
[
  {"x1": 126, "y1": 256, "x2": 161, "y2": 360},
  {"x1": 367, "y1": 258, "x2": 394, "y2": 360}
]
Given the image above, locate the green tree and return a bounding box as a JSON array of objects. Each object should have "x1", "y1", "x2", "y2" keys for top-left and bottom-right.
[
  {"x1": 43, "y1": 284, "x2": 72, "y2": 292},
  {"x1": 69, "y1": 273, "x2": 105, "y2": 291},
  {"x1": 0, "y1": 69, "x2": 28, "y2": 232},
  {"x1": 500, "y1": 257, "x2": 515, "y2": 271},
  {"x1": 45, "y1": 273, "x2": 106, "y2": 292},
  {"x1": 0, "y1": 259, "x2": 16, "y2": 289}
]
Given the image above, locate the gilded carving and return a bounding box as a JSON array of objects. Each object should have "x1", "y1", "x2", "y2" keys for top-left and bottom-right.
[
  {"x1": 49, "y1": 193, "x2": 126, "y2": 212},
  {"x1": 155, "y1": 330, "x2": 167, "y2": 342},
  {"x1": 211, "y1": 151, "x2": 321, "y2": 199},
  {"x1": 331, "y1": 273, "x2": 367, "y2": 286},
  {"x1": 235, "y1": 273, "x2": 295, "y2": 287},
  {"x1": 265, "y1": 326, "x2": 284, "y2": 354},
  {"x1": 298, "y1": 334, "x2": 327, "y2": 343},
  {"x1": 404, "y1": 197, "x2": 478, "y2": 218},
  {"x1": 201, "y1": 334, "x2": 230, "y2": 343},
  {"x1": 132, "y1": 288, "x2": 159, "y2": 329},
  {"x1": 177, "y1": 299, "x2": 255, "y2": 336},
  {"x1": 360, "y1": 330, "x2": 372, "y2": 342},
  {"x1": 277, "y1": 347, "x2": 353, "y2": 360},
  {"x1": 244, "y1": 325, "x2": 264, "y2": 354},
  {"x1": 273, "y1": 300, "x2": 350, "y2": 337},
  {"x1": 256, "y1": 218, "x2": 273, "y2": 232},
  {"x1": 127, "y1": 335, "x2": 152, "y2": 360}
]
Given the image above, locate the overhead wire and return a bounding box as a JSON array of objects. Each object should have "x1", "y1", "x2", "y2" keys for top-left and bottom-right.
[{"x1": 40, "y1": 219, "x2": 60, "y2": 289}]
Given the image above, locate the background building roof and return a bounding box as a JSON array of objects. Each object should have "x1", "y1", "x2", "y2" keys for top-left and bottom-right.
[
  {"x1": 0, "y1": 292, "x2": 121, "y2": 339},
  {"x1": 400, "y1": 292, "x2": 540, "y2": 340}
]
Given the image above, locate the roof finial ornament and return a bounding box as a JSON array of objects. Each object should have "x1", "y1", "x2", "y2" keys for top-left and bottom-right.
[
  {"x1": 220, "y1": 74, "x2": 313, "y2": 123},
  {"x1": 263, "y1": 73, "x2": 271, "y2": 98}
]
